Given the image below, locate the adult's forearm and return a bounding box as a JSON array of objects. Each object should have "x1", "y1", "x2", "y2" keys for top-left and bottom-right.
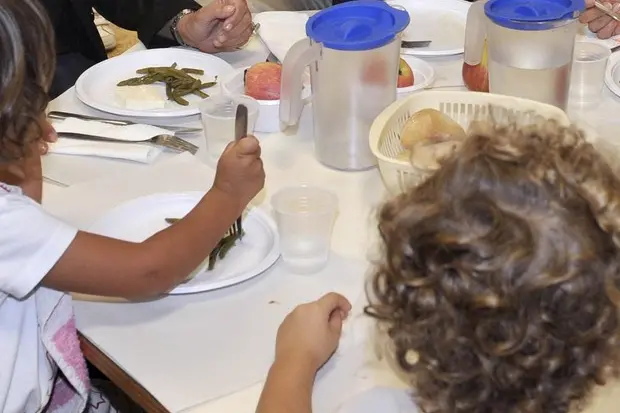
[{"x1": 256, "y1": 358, "x2": 316, "y2": 413}]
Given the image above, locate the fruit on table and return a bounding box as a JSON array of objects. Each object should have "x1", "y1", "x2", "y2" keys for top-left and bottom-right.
[
  {"x1": 462, "y1": 40, "x2": 489, "y2": 93},
  {"x1": 245, "y1": 62, "x2": 282, "y2": 100},
  {"x1": 397, "y1": 58, "x2": 415, "y2": 88},
  {"x1": 399, "y1": 108, "x2": 466, "y2": 169}
]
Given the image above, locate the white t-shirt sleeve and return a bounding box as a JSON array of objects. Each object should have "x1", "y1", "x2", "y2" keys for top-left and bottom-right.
[{"x1": 0, "y1": 190, "x2": 77, "y2": 299}]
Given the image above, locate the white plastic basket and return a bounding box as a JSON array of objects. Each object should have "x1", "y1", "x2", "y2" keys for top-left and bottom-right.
[{"x1": 369, "y1": 91, "x2": 572, "y2": 194}]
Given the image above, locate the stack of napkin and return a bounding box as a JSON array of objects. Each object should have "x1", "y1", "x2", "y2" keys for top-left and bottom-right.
[{"x1": 50, "y1": 118, "x2": 174, "y2": 163}]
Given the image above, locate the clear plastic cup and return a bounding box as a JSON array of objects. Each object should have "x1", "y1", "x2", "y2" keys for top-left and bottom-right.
[
  {"x1": 569, "y1": 41, "x2": 611, "y2": 108},
  {"x1": 271, "y1": 185, "x2": 338, "y2": 274},
  {"x1": 199, "y1": 94, "x2": 259, "y2": 165}
]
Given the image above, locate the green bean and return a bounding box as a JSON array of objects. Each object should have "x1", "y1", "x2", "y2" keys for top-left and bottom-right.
[
  {"x1": 118, "y1": 64, "x2": 216, "y2": 106},
  {"x1": 165, "y1": 217, "x2": 241, "y2": 270},
  {"x1": 172, "y1": 93, "x2": 189, "y2": 106},
  {"x1": 218, "y1": 235, "x2": 238, "y2": 259},
  {"x1": 182, "y1": 68, "x2": 205, "y2": 75},
  {"x1": 193, "y1": 90, "x2": 209, "y2": 99}
]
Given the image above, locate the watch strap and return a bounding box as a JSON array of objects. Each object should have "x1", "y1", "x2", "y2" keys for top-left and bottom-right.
[{"x1": 170, "y1": 9, "x2": 195, "y2": 47}]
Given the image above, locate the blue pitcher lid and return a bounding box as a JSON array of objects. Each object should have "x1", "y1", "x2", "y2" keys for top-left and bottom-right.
[
  {"x1": 306, "y1": 0, "x2": 410, "y2": 51},
  {"x1": 485, "y1": 0, "x2": 585, "y2": 30}
]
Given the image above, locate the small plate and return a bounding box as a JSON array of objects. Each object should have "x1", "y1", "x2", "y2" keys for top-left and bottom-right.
[
  {"x1": 75, "y1": 48, "x2": 234, "y2": 118},
  {"x1": 388, "y1": 0, "x2": 470, "y2": 56},
  {"x1": 88, "y1": 192, "x2": 280, "y2": 294},
  {"x1": 397, "y1": 55, "x2": 436, "y2": 97}
]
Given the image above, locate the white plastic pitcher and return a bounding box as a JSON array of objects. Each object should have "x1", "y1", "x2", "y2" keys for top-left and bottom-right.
[
  {"x1": 463, "y1": 0, "x2": 585, "y2": 110},
  {"x1": 279, "y1": 0, "x2": 409, "y2": 171}
]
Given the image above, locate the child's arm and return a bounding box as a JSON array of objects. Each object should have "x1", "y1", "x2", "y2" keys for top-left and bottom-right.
[
  {"x1": 256, "y1": 293, "x2": 352, "y2": 413},
  {"x1": 41, "y1": 136, "x2": 264, "y2": 299}
]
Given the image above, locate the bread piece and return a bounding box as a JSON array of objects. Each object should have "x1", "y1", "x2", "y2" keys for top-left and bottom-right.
[
  {"x1": 409, "y1": 139, "x2": 462, "y2": 170},
  {"x1": 400, "y1": 108, "x2": 466, "y2": 150}
]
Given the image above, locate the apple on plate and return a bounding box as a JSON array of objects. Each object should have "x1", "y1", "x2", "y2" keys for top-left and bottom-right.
[
  {"x1": 462, "y1": 40, "x2": 489, "y2": 93},
  {"x1": 398, "y1": 58, "x2": 414, "y2": 88},
  {"x1": 244, "y1": 62, "x2": 282, "y2": 100}
]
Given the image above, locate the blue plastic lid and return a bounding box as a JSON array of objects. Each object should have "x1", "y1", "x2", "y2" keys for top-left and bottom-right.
[
  {"x1": 485, "y1": 0, "x2": 585, "y2": 30},
  {"x1": 306, "y1": 0, "x2": 410, "y2": 51}
]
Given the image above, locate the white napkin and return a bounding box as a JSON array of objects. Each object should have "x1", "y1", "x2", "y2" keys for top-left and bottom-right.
[
  {"x1": 50, "y1": 118, "x2": 168, "y2": 163},
  {"x1": 52, "y1": 118, "x2": 172, "y2": 142},
  {"x1": 254, "y1": 11, "x2": 309, "y2": 62}
]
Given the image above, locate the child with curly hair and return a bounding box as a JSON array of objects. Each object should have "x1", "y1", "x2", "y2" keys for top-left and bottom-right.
[
  {"x1": 257, "y1": 118, "x2": 620, "y2": 413},
  {"x1": 0, "y1": 0, "x2": 264, "y2": 411}
]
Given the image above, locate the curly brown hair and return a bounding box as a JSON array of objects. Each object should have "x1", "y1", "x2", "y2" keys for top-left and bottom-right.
[
  {"x1": 366, "y1": 118, "x2": 620, "y2": 413},
  {"x1": 0, "y1": 0, "x2": 55, "y2": 162}
]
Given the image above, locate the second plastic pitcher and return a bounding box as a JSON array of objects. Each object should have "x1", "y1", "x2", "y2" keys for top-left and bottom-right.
[{"x1": 463, "y1": 0, "x2": 585, "y2": 110}]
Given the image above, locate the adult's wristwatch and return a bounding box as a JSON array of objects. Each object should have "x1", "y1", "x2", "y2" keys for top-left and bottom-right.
[{"x1": 170, "y1": 9, "x2": 196, "y2": 47}]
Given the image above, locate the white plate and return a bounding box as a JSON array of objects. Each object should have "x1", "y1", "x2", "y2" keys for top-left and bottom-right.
[
  {"x1": 605, "y1": 51, "x2": 620, "y2": 99},
  {"x1": 397, "y1": 55, "x2": 436, "y2": 97},
  {"x1": 389, "y1": 0, "x2": 470, "y2": 56},
  {"x1": 88, "y1": 192, "x2": 280, "y2": 294},
  {"x1": 75, "y1": 48, "x2": 234, "y2": 118}
]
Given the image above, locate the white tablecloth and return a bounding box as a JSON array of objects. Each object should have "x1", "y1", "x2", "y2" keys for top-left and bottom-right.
[{"x1": 43, "y1": 31, "x2": 620, "y2": 413}]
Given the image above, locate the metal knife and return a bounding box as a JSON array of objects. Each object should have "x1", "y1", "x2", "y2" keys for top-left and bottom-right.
[
  {"x1": 235, "y1": 104, "x2": 248, "y2": 143},
  {"x1": 47, "y1": 111, "x2": 202, "y2": 134},
  {"x1": 401, "y1": 40, "x2": 432, "y2": 49},
  {"x1": 234, "y1": 104, "x2": 248, "y2": 236}
]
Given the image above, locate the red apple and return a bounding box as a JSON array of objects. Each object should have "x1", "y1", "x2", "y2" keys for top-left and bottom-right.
[
  {"x1": 462, "y1": 40, "x2": 489, "y2": 93},
  {"x1": 397, "y1": 58, "x2": 414, "y2": 88},
  {"x1": 244, "y1": 62, "x2": 282, "y2": 100}
]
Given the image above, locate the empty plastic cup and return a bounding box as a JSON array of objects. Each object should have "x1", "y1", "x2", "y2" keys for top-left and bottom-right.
[
  {"x1": 569, "y1": 41, "x2": 611, "y2": 108},
  {"x1": 199, "y1": 94, "x2": 259, "y2": 165},
  {"x1": 271, "y1": 185, "x2": 338, "y2": 274}
]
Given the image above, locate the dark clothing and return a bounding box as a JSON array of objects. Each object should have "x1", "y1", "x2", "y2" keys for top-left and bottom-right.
[{"x1": 41, "y1": 0, "x2": 201, "y2": 98}]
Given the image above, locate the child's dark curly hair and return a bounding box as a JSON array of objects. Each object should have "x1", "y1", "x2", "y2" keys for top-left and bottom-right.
[
  {"x1": 0, "y1": 0, "x2": 55, "y2": 162},
  {"x1": 367, "y1": 118, "x2": 620, "y2": 413}
]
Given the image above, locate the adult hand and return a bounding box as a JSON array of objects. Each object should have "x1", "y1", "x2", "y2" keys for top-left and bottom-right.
[
  {"x1": 580, "y1": 0, "x2": 620, "y2": 39},
  {"x1": 213, "y1": 135, "x2": 265, "y2": 212},
  {"x1": 275, "y1": 293, "x2": 352, "y2": 372},
  {"x1": 177, "y1": 0, "x2": 253, "y2": 53}
]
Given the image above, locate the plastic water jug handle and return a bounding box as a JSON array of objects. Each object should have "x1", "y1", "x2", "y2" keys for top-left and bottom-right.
[
  {"x1": 279, "y1": 38, "x2": 322, "y2": 130},
  {"x1": 463, "y1": 0, "x2": 487, "y2": 66}
]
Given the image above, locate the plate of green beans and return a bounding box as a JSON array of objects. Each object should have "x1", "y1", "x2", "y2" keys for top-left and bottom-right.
[{"x1": 75, "y1": 48, "x2": 235, "y2": 118}]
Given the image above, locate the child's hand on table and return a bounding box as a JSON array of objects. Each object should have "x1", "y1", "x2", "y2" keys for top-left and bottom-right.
[
  {"x1": 256, "y1": 293, "x2": 352, "y2": 413},
  {"x1": 276, "y1": 292, "x2": 352, "y2": 372}
]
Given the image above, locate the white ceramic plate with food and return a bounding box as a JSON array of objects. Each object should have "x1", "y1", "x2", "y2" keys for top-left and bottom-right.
[
  {"x1": 88, "y1": 192, "x2": 280, "y2": 294},
  {"x1": 397, "y1": 55, "x2": 436, "y2": 98},
  {"x1": 75, "y1": 48, "x2": 234, "y2": 118},
  {"x1": 388, "y1": 0, "x2": 470, "y2": 56},
  {"x1": 604, "y1": 51, "x2": 620, "y2": 99}
]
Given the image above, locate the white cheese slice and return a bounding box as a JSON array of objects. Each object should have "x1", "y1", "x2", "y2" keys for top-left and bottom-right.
[{"x1": 116, "y1": 85, "x2": 166, "y2": 110}]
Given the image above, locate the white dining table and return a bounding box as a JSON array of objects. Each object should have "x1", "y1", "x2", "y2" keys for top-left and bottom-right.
[{"x1": 42, "y1": 26, "x2": 620, "y2": 413}]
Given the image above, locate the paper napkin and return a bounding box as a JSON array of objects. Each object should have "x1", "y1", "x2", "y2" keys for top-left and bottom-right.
[{"x1": 49, "y1": 118, "x2": 171, "y2": 163}]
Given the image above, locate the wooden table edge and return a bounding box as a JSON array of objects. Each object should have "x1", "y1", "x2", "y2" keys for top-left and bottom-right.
[{"x1": 79, "y1": 332, "x2": 170, "y2": 413}]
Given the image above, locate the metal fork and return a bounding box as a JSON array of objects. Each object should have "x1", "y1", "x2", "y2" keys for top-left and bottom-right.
[{"x1": 57, "y1": 132, "x2": 198, "y2": 155}]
